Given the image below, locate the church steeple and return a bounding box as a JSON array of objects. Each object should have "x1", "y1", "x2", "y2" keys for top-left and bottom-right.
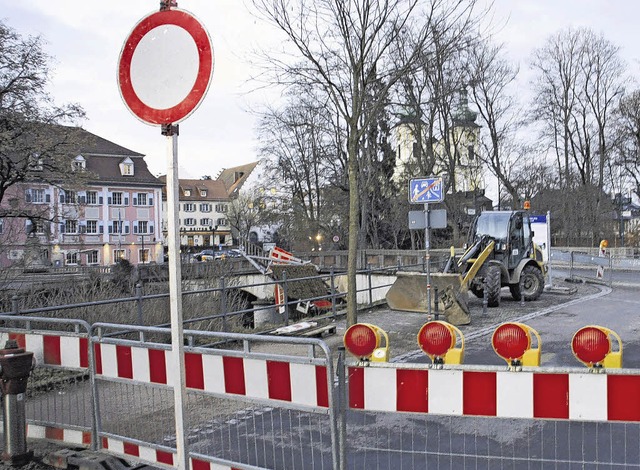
[{"x1": 453, "y1": 88, "x2": 479, "y2": 129}]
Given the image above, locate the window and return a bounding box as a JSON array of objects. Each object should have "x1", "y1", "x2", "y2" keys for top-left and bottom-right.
[
  {"x1": 63, "y1": 191, "x2": 76, "y2": 204},
  {"x1": 27, "y1": 189, "x2": 47, "y2": 204},
  {"x1": 184, "y1": 189, "x2": 191, "y2": 197},
  {"x1": 29, "y1": 154, "x2": 43, "y2": 171},
  {"x1": 64, "y1": 220, "x2": 78, "y2": 234},
  {"x1": 86, "y1": 191, "x2": 98, "y2": 205},
  {"x1": 111, "y1": 192, "x2": 123, "y2": 205},
  {"x1": 34, "y1": 220, "x2": 47, "y2": 234},
  {"x1": 119, "y1": 157, "x2": 134, "y2": 176},
  {"x1": 184, "y1": 218, "x2": 196, "y2": 226},
  {"x1": 0, "y1": 219, "x2": 3, "y2": 234},
  {"x1": 86, "y1": 220, "x2": 98, "y2": 234},
  {"x1": 136, "y1": 193, "x2": 147, "y2": 206},
  {"x1": 215, "y1": 204, "x2": 228, "y2": 213},
  {"x1": 136, "y1": 221, "x2": 148, "y2": 234},
  {"x1": 200, "y1": 218, "x2": 212, "y2": 226},
  {"x1": 200, "y1": 189, "x2": 207, "y2": 197},
  {"x1": 216, "y1": 218, "x2": 227, "y2": 226},
  {"x1": 65, "y1": 252, "x2": 78, "y2": 265},
  {"x1": 184, "y1": 203, "x2": 196, "y2": 212},
  {"x1": 113, "y1": 249, "x2": 126, "y2": 261},
  {"x1": 200, "y1": 203, "x2": 212, "y2": 212},
  {"x1": 86, "y1": 250, "x2": 98, "y2": 264},
  {"x1": 73, "y1": 156, "x2": 86, "y2": 171},
  {"x1": 139, "y1": 249, "x2": 149, "y2": 264},
  {"x1": 111, "y1": 220, "x2": 124, "y2": 234}
]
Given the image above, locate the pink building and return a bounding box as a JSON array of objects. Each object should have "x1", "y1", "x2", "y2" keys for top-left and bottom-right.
[{"x1": 0, "y1": 127, "x2": 164, "y2": 268}]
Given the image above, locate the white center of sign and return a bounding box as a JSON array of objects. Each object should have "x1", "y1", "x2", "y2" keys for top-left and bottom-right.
[{"x1": 130, "y1": 25, "x2": 199, "y2": 110}]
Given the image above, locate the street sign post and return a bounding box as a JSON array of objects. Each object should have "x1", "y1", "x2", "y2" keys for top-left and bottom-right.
[
  {"x1": 118, "y1": 4, "x2": 213, "y2": 469},
  {"x1": 408, "y1": 177, "x2": 445, "y2": 319}
]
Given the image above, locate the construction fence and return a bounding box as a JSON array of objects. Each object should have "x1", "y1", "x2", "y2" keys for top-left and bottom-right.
[{"x1": 2, "y1": 314, "x2": 640, "y2": 469}]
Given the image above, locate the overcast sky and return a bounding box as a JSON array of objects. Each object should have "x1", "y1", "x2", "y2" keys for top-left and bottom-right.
[{"x1": 3, "y1": 1, "x2": 640, "y2": 181}]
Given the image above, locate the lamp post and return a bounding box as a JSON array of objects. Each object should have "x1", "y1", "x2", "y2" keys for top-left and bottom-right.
[{"x1": 209, "y1": 225, "x2": 218, "y2": 248}]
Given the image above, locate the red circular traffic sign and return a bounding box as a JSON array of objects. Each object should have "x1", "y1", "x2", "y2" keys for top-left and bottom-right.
[{"x1": 118, "y1": 9, "x2": 214, "y2": 125}]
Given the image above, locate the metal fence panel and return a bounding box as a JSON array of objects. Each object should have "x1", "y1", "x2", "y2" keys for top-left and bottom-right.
[{"x1": 90, "y1": 324, "x2": 338, "y2": 469}]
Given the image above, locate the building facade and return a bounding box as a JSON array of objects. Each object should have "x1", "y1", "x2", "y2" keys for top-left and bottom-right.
[
  {"x1": 160, "y1": 162, "x2": 258, "y2": 250},
  {"x1": 0, "y1": 127, "x2": 164, "y2": 268}
]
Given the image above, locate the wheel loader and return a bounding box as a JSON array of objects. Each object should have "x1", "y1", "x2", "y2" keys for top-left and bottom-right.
[{"x1": 386, "y1": 210, "x2": 547, "y2": 326}]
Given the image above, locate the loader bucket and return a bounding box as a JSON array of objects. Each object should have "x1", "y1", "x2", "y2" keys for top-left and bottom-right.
[{"x1": 386, "y1": 272, "x2": 471, "y2": 326}]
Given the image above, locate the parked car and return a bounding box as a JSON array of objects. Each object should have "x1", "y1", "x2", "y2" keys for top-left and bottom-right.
[
  {"x1": 214, "y1": 249, "x2": 243, "y2": 260},
  {"x1": 195, "y1": 249, "x2": 216, "y2": 262}
]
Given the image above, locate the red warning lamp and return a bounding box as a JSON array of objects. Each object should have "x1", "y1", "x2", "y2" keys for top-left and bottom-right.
[
  {"x1": 492, "y1": 322, "x2": 541, "y2": 367},
  {"x1": 417, "y1": 321, "x2": 464, "y2": 364},
  {"x1": 572, "y1": 326, "x2": 622, "y2": 369},
  {"x1": 344, "y1": 323, "x2": 389, "y2": 362}
]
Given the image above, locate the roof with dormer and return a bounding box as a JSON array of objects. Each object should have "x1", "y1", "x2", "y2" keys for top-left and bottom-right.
[
  {"x1": 29, "y1": 125, "x2": 163, "y2": 187},
  {"x1": 158, "y1": 177, "x2": 229, "y2": 201}
]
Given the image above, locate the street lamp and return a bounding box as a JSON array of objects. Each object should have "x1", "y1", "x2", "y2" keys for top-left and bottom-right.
[{"x1": 207, "y1": 224, "x2": 219, "y2": 248}]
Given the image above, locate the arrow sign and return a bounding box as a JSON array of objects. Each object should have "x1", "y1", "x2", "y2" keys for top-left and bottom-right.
[{"x1": 409, "y1": 177, "x2": 444, "y2": 203}]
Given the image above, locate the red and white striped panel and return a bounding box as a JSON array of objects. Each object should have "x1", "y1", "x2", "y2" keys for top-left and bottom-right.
[
  {"x1": 269, "y1": 246, "x2": 304, "y2": 264},
  {"x1": 94, "y1": 344, "x2": 329, "y2": 409},
  {"x1": 1, "y1": 333, "x2": 89, "y2": 369},
  {"x1": 26, "y1": 424, "x2": 91, "y2": 447},
  {"x1": 102, "y1": 437, "x2": 245, "y2": 470},
  {"x1": 101, "y1": 437, "x2": 175, "y2": 468},
  {"x1": 348, "y1": 366, "x2": 640, "y2": 422}
]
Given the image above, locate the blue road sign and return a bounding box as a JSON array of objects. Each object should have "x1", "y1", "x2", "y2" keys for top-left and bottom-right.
[{"x1": 409, "y1": 177, "x2": 444, "y2": 203}]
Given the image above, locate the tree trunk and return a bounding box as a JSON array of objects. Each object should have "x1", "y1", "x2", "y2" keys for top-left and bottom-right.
[{"x1": 346, "y1": 124, "x2": 360, "y2": 327}]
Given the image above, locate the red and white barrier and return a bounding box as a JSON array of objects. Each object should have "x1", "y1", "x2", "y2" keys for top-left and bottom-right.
[
  {"x1": 95, "y1": 344, "x2": 330, "y2": 409},
  {"x1": 1, "y1": 332, "x2": 330, "y2": 409},
  {"x1": 26, "y1": 424, "x2": 91, "y2": 447},
  {"x1": 102, "y1": 437, "x2": 175, "y2": 468},
  {"x1": 349, "y1": 366, "x2": 640, "y2": 421},
  {"x1": 103, "y1": 436, "x2": 249, "y2": 469},
  {"x1": 5, "y1": 333, "x2": 88, "y2": 369},
  {"x1": 268, "y1": 246, "x2": 305, "y2": 265}
]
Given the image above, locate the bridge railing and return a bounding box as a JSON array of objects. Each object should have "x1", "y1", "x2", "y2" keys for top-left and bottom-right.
[{"x1": 0, "y1": 264, "x2": 400, "y2": 337}]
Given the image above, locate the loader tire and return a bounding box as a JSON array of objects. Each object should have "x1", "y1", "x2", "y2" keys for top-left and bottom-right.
[
  {"x1": 470, "y1": 284, "x2": 484, "y2": 299},
  {"x1": 510, "y1": 265, "x2": 544, "y2": 301},
  {"x1": 486, "y1": 265, "x2": 502, "y2": 307}
]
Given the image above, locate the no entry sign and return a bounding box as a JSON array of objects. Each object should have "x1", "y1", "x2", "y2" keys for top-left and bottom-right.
[{"x1": 118, "y1": 8, "x2": 214, "y2": 125}]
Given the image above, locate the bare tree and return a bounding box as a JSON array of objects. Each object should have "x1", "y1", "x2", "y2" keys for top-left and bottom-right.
[
  {"x1": 530, "y1": 27, "x2": 625, "y2": 241},
  {"x1": 250, "y1": 0, "x2": 476, "y2": 324},
  {"x1": 257, "y1": 87, "x2": 336, "y2": 244},
  {"x1": 612, "y1": 89, "x2": 640, "y2": 196},
  {"x1": 467, "y1": 39, "x2": 523, "y2": 205},
  {"x1": 0, "y1": 20, "x2": 85, "y2": 211}
]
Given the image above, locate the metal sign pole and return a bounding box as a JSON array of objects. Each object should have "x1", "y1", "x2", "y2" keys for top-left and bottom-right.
[
  {"x1": 546, "y1": 210, "x2": 552, "y2": 287},
  {"x1": 164, "y1": 124, "x2": 188, "y2": 470},
  {"x1": 424, "y1": 203, "x2": 432, "y2": 317}
]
